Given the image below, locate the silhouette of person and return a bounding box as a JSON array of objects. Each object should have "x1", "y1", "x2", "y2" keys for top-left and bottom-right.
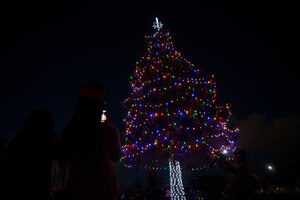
[
  {"x1": 60, "y1": 79, "x2": 122, "y2": 200},
  {"x1": 1, "y1": 108, "x2": 55, "y2": 200},
  {"x1": 218, "y1": 148, "x2": 258, "y2": 200}
]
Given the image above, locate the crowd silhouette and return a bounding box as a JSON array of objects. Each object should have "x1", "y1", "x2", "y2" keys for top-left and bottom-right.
[
  {"x1": 0, "y1": 79, "x2": 122, "y2": 200},
  {"x1": 0, "y1": 79, "x2": 299, "y2": 200}
]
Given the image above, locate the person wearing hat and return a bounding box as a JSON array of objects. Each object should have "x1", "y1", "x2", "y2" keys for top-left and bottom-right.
[{"x1": 60, "y1": 79, "x2": 122, "y2": 200}]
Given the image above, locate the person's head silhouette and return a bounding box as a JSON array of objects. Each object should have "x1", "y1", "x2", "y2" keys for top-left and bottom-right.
[
  {"x1": 19, "y1": 108, "x2": 54, "y2": 139},
  {"x1": 79, "y1": 79, "x2": 105, "y2": 102},
  {"x1": 71, "y1": 79, "x2": 106, "y2": 124}
]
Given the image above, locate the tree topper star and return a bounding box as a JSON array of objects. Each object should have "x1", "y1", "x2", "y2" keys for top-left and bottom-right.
[{"x1": 153, "y1": 17, "x2": 163, "y2": 31}]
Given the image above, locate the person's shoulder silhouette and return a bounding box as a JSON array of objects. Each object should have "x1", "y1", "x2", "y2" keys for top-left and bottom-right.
[{"x1": 2, "y1": 108, "x2": 55, "y2": 200}]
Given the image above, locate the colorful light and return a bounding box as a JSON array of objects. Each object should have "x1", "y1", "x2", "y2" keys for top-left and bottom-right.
[{"x1": 121, "y1": 17, "x2": 239, "y2": 169}]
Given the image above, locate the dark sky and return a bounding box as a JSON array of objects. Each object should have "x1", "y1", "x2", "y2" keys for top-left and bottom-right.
[{"x1": 1, "y1": 1, "x2": 299, "y2": 171}]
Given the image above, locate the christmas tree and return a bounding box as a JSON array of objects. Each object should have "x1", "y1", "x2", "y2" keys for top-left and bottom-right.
[{"x1": 121, "y1": 18, "x2": 239, "y2": 171}]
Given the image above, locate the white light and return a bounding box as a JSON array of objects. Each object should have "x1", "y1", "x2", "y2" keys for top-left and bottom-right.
[
  {"x1": 222, "y1": 149, "x2": 228, "y2": 154},
  {"x1": 267, "y1": 165, "x2": 273, "y2": 170},
  {"x1": 153, "y1": 17, "x2": 163, "y2": 31}
]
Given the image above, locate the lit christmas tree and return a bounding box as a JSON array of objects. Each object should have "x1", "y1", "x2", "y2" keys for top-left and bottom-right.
[{"x1": 121, "y1": 18, "x2": 239, "y2": 198}]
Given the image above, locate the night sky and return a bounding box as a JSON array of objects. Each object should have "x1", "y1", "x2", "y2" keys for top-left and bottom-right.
[{"x1": 1, "y1": 1, "x2": 299, "y2": 172}]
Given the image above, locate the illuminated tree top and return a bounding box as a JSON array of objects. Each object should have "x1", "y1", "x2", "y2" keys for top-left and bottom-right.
[{"x1": 152, "y1": 17, "x2": 163, "y2": 31}]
